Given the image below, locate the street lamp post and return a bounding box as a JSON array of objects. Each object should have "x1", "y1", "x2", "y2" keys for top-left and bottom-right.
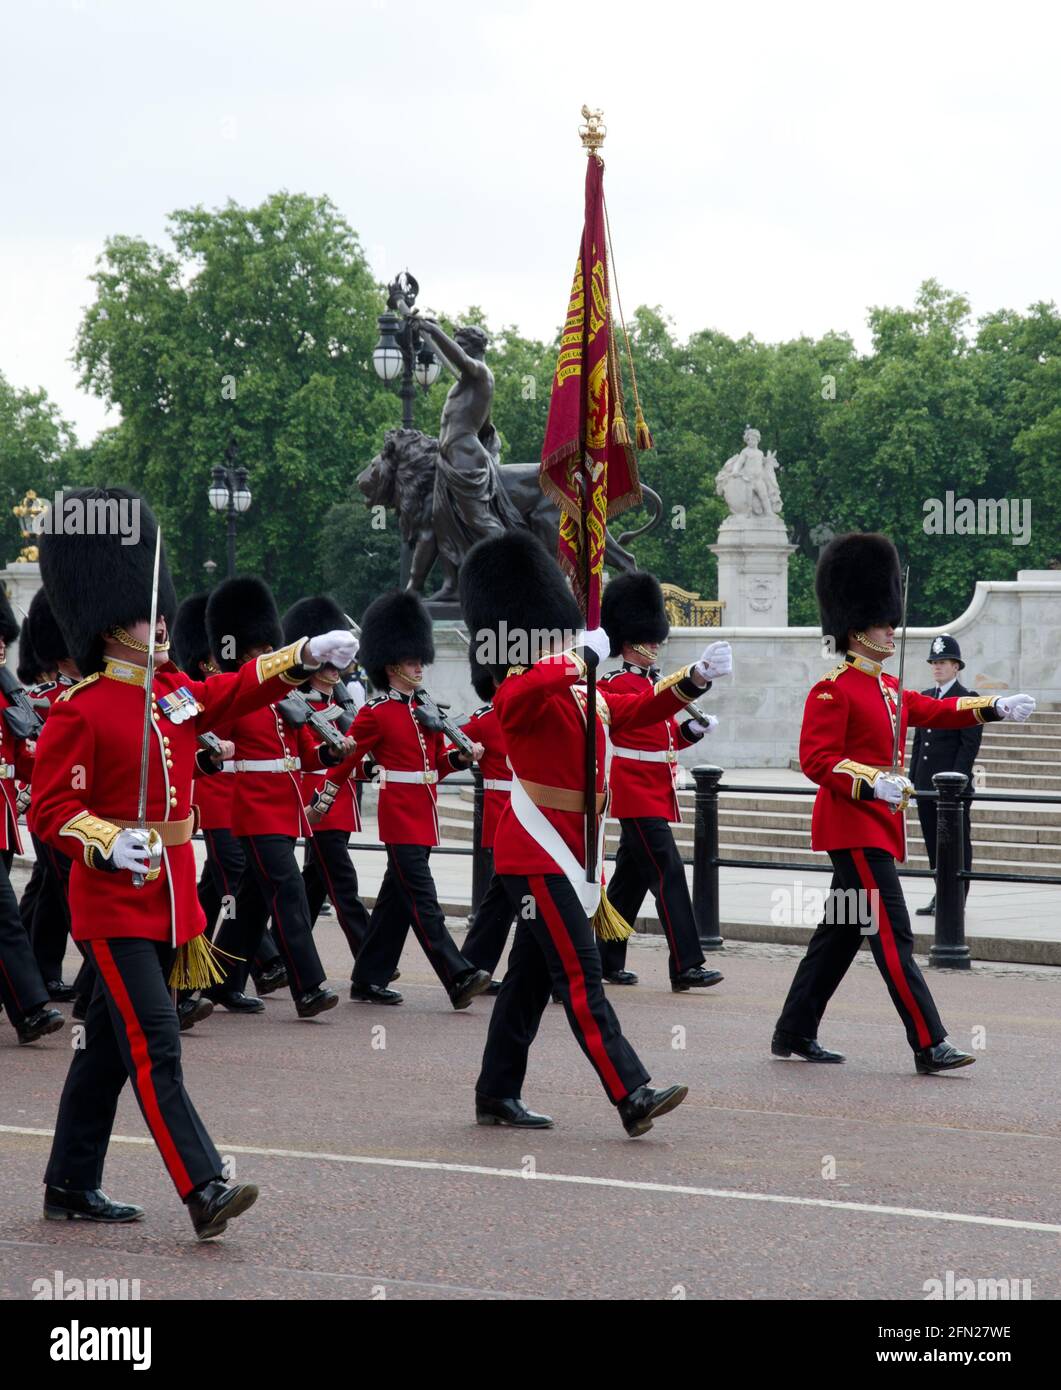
[
  {"x1": 372, "y1": 272, "x2": 441, "y2": 428},
  {"x1": 372, "y1": 274, "x2": 441, "y2": 586},
  {"x1": 208, "y1": 441, "x2": 252, "y2": 578}
]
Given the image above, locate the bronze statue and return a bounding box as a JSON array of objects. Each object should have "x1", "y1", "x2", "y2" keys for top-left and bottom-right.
[{"x1": 358, "y1": 430, "x2": 663, "y2": 602}]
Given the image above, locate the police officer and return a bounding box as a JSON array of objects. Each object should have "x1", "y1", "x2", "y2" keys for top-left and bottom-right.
[{"x1": 908, "y1": 634, "x2": 982, "y2": 915}]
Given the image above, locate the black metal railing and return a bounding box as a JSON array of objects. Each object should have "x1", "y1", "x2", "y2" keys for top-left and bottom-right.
[{"x1": 688, "y1": 764, "x2": 1061, "y2": 970}]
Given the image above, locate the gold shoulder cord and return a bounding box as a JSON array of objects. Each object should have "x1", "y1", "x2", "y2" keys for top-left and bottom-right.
[{"x1": 57, "y1": 673, "x2": 101, "y2": 703}]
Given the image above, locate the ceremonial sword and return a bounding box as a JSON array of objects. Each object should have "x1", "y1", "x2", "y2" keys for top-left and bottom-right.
[
  {"x1": 131, "y1": 528, "x2": 163, "y2": 889},
  {"x1": 890, "y1": 565, "x2": 911, "y2": 774}
]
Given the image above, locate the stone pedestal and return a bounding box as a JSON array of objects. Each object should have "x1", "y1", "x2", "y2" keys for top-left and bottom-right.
[
  {"x1": 709, "y1": 516, "x2": 795, "y2": 627},
  {"x1": 0, "y1": 561, "x2": 42, "y2": 672}
]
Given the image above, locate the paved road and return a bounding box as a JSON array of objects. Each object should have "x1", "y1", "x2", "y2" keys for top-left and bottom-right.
[{"x1": 2, "y1": 930, "x2": 1059, "y2": 1300}]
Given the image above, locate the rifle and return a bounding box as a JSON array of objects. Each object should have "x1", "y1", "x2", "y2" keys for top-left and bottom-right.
[
  {"x1": 197, "y1": 731, "x2": 227, "y2": 761},
  {"x1": 277, "y1": 690, "x2": 352, "y2": 758},
  {"x1": 0, "y1": 655, "x2": 44, "y2": 740},
  {"x1": 412, "y1": 689, "x2": 477, "y2": 760},
  {"x1": 331, "y1": 679, "x2": 359, "y2": 733}
]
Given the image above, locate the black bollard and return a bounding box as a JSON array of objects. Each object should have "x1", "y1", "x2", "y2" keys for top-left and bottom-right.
[
  {"x1": 928, "y1": 771, "x2": 971, "y2": 970},
  {"x1": 470, "y1": 766, "x2": 488, "y2": 914},
  {"x1": 692, "y1": 764, "x2": 724, "y2": 951}
]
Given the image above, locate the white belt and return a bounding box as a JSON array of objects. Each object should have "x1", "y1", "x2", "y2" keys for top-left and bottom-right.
[
  {"x1": 380, "y1": 768, "x2": 438, "y2": 785},
  {"x1": 483, "y1": 778, "x2": 512, "y2": 792},
  {"x1": 231, "y1": 756, "x2": 302, "y2": 773},
  {"x1": 613, "y1": 746, "x2": 677, "y2": 764},
  {"x1": 0, "y1": 764, "x2": 14, "y2": 780}
]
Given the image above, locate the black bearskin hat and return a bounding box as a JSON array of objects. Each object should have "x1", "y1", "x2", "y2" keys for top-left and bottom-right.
[
  {"x1": 601, "y1": 571, "x2": 670, "y2": 658},
  {"x1": 16, "y1": 618, "x2": 41, "y2": 685},
  {"x1": 28, "y1": 587, "x2": 68, "y2": 667},
  {"x1": 206, "y1": 576, "x2": 282, "y2": 673},
  {"x1": 358, "y1": 589, "x2": 434, "y2": 691},
  {"x1": 815, "y1": 532, "x2": 903, "y2": 652},
  {"x1": 282, "y1": 594, "x2": 350, "y2": 648},
  {"x1": 469, "y1": 652, "x2": 496, "y2": 705},
  {"x1": 0, "y1": 584, "x2": 17, "y2": 645},
  {"x1": 38, "y1": 487, "x2": 178, "y2": 676},
  {"x1": 172, "y1": 593, "x2": 212, "y2": 678},
  {"x1": 459, "y1": 531, "x2": 582, "y2": 680}
]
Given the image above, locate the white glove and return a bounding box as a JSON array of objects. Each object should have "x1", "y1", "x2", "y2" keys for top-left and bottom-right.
[
  {"x1": 687, "y1": 714, "x2": 719, "y2": 736},
  {"x1": 305, "y1": 629, "x2": 360, "y2": 670},
  {"x1": 875, "y1": 773, "x2": 913, "y2": 806},
  {"x1": 996, "y1": 693, "x2": 1035, "y2": 723},
  {"x1": 576, "y1": 626, "x2": 611, "y2": 665},
  {"x1": 695, "y1": 640, "x2": 732, "y2": 682},
  {"x1": 111, "y1": 828, "x2": 156, "y2": 874}
]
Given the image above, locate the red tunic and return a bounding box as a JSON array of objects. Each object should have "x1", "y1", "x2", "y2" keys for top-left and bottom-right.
[
  {"x1": 0, "y1": 682, "x2": 37, "y2": 853},
  {"x1": 29, "y1": 647, "x2": 314, "y2": 945},
  {"x1": 350, "y1": 691, "x2": 461, "y2": 847},
  {"x1": 192, "y1": 758, "x2": 235, "y2": 832},
  {"x1": 599, "y1": 665, "x2": 703, "y2": 822},
  {"x1": 490, "y1": 655, "x2": 696, "y2": 876},
  {"x1": 459, "y1": 702, "x2": 508, "y2": 848},
  {"x1": 216, "y1": 701, "x2": 356, "y2": 840},
  {"x1": 299, "y1": 688, "x2": 362, "y2": 834},
  {"x1": 801, "y1": 654, "x2": 1000, "y2": 859}
]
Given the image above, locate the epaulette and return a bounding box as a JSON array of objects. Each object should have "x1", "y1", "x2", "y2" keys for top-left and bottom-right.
[
  {"x1": 57, "y1": 673, "x2": 101, "y2": 702},
  {"x1": 28, "y1": 680, "x2": 59, "y2": 697},
  {"x1": 598, "y1": 670, "x2": 623, "y2": 683},
  {"x1": 471, "y1": 703, "x2": 493, "y2": 717},
  {"x1": 366, "y1": 694, "x2": 389, "y2": 708},
  {"x1": 820, "y1": 663, "x2": 848, "y2": 683}
]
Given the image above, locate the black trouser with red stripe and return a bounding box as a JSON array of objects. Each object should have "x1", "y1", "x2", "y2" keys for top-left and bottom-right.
[
  {"x1": 0, "y1": 849, "x2": 50, "y2": 1029},
  {"x1": 303, "y1": 829, "x2": 370, "y2": 974},
  {"x1": 463, "y1": 851, "x2": 516, "y2": 975},
  {"x1": 352, "y1": 844, "x2": 473, "y2": 991},
  {"x1": 776, "y1": 847, "x2": 945, "y2": 1052},
  {"x1": 46, "y1": 937, "x2": 222, "y2": 1199},
  {"x1": 477, "y1": 874, "x2": 650, "y2": 1104},
  {"x1": 22, "y1": 838, "x2": 95, "y2": 1006},
  {"x1": 213, "y1": 835, "x2": 327, "y2": 999},
  {"x1": 599, "y1": 817, "x2": 706, "y2": 981},
  {"x1": 197, "y1": 828, "x2": 281, "y2": 977}
]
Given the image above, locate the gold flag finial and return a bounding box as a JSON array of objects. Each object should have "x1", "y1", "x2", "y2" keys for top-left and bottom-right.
[
  {"x1": 579, "y1": 105, "x2": 606, "y2": 158},
  {"x1": 12, "y1": 489, "x2": 46, "y2": 563}
]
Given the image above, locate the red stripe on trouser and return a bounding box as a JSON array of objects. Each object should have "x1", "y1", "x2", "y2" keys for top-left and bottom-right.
[
  {"x1": 316, "y1": 844, "x2": 355, "y2": 947},
  {"x1": 632, "y1": 820, "x2": 679, "y2": 962},
  {"x1": 248, "y1": 838, "x2": 303, "y2": 993},
  {"x1": 529, "y1": 875, "x2": 626, "y2": 1102},
  {"x1": 0, "y1": 953, "x2": 25, "y2": 1012},
  {"x1": 90, "y1": 940, "x2": 193, "y2": 1196},
  {"x1": 850, "y1": 848, "x2": 932, "y2": 1048},
  {"x1": 391, "y1": 850, "x2": 452, "y2": 984}
]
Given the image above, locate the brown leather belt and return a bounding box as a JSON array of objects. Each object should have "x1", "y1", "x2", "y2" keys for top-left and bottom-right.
[
  {"x1": 110, "y1": 810, "x2": 198, "y2": 846},
  {"x1": 519, "y1": 780, "x2": 606, "y2": 814}
]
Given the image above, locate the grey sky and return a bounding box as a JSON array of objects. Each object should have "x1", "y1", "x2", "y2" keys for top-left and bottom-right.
[{"x1": 2, "y1": 0, "x2": 1057, "y2": 442}]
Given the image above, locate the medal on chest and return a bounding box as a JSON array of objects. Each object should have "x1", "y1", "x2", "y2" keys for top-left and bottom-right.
[{"x1": 156, "y1": 686, "x2": 203, "y2": 725}]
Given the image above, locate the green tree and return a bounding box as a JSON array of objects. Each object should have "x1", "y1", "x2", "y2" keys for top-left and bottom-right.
[
  {"x1": 74, "y1": 192, "x2": 400, "y2": 605},
  {"x1": 0, "y1": 372, "x2": 79, "y2": 559}
]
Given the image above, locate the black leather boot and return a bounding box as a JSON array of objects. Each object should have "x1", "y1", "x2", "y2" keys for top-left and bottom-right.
[
  {"x1": 618, "y1": 1083, "x2": 688, "y2": 1138},
  {"x1": 186, "y1": 1180, "x2": 259, "y2": 1241},
  {"x1": 295, "y1": 986, "x2": 338, "y2": 1018},
  {"x1": 771, "y1": 1028, "x2": 845, "y2": 1062},
  {"x1": 672, "y1": 966, "x2": 723, "y2": 991},
  {"x1": 915, "y1": 1040, "x2": 975, "y2": 1074},
  {"x1": 16, "y1": 1006, "x2": 65, "y2": 1045},
  {"x1": 475, "y1": 1095, "x2": 554, "y2": 1128},
  {"x1": 449, "y1": 968, "x2": 491, "y2": 1010},
  {"x1": 350, "y1": 982, "x2": 403, "y2": 1004},
  {"x1": 44, "y1": 1186, "x2": 144, "y2": 1224}
]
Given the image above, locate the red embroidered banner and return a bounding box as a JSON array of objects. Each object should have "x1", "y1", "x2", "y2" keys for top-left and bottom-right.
[{"x1": 539, "y1": 156, "x2": 642, "y2": 625}]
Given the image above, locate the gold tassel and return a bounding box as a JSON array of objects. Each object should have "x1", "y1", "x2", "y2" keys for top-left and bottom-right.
[
  {"x1": 612, "y1": 412, "x2": 631, "y2": 446},
  {"x1": 168, "y1": 933, "x2": 240, "y2": 990},
  {"x1": 592, "y1": 886, "x2": 635, "y2": 942},
  {"x1": 634, "y1": 405, "x2": 653, "y2": 451}
]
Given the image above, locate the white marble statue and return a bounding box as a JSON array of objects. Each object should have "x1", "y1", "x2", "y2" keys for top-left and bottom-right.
[{"x1": 715, "y1": 427, "x2": 783, "y2": 520}]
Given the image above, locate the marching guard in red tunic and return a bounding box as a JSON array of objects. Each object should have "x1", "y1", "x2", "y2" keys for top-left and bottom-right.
[
  {"x1": 597, "y1": 571, "x2": 723, "y2": 992},
  {"x1": 459, "y1": 657, "x2": 515, "y2": 989},
  {"x1": 205, "y1": 577, "x2": 358, "y2": 1018},
  {"x1": 282, "y1": 595, "x2": 371, "y2": 974},
  {"x1": 773, "y1": 532, "x2": 1036, "y2": 1072},
  {"x1": 172, "y1": 593, "x2": 287, "y2": 1017},
  {"x1": 18, "y1": 589, "x2": 90, "y2": 1008},
  {"x1": 31, "y1": 488, "x2": 358, "y2": 1236},
  {"x1": 459, "y1": 532, "x2": 731, "y2": 1136},
  {"x1": 348, "y1": 590, "x2": 491, "y2": 1010},
  {"x1": 0, "y1": 588, "x2": 64, "y2": 1045}
]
